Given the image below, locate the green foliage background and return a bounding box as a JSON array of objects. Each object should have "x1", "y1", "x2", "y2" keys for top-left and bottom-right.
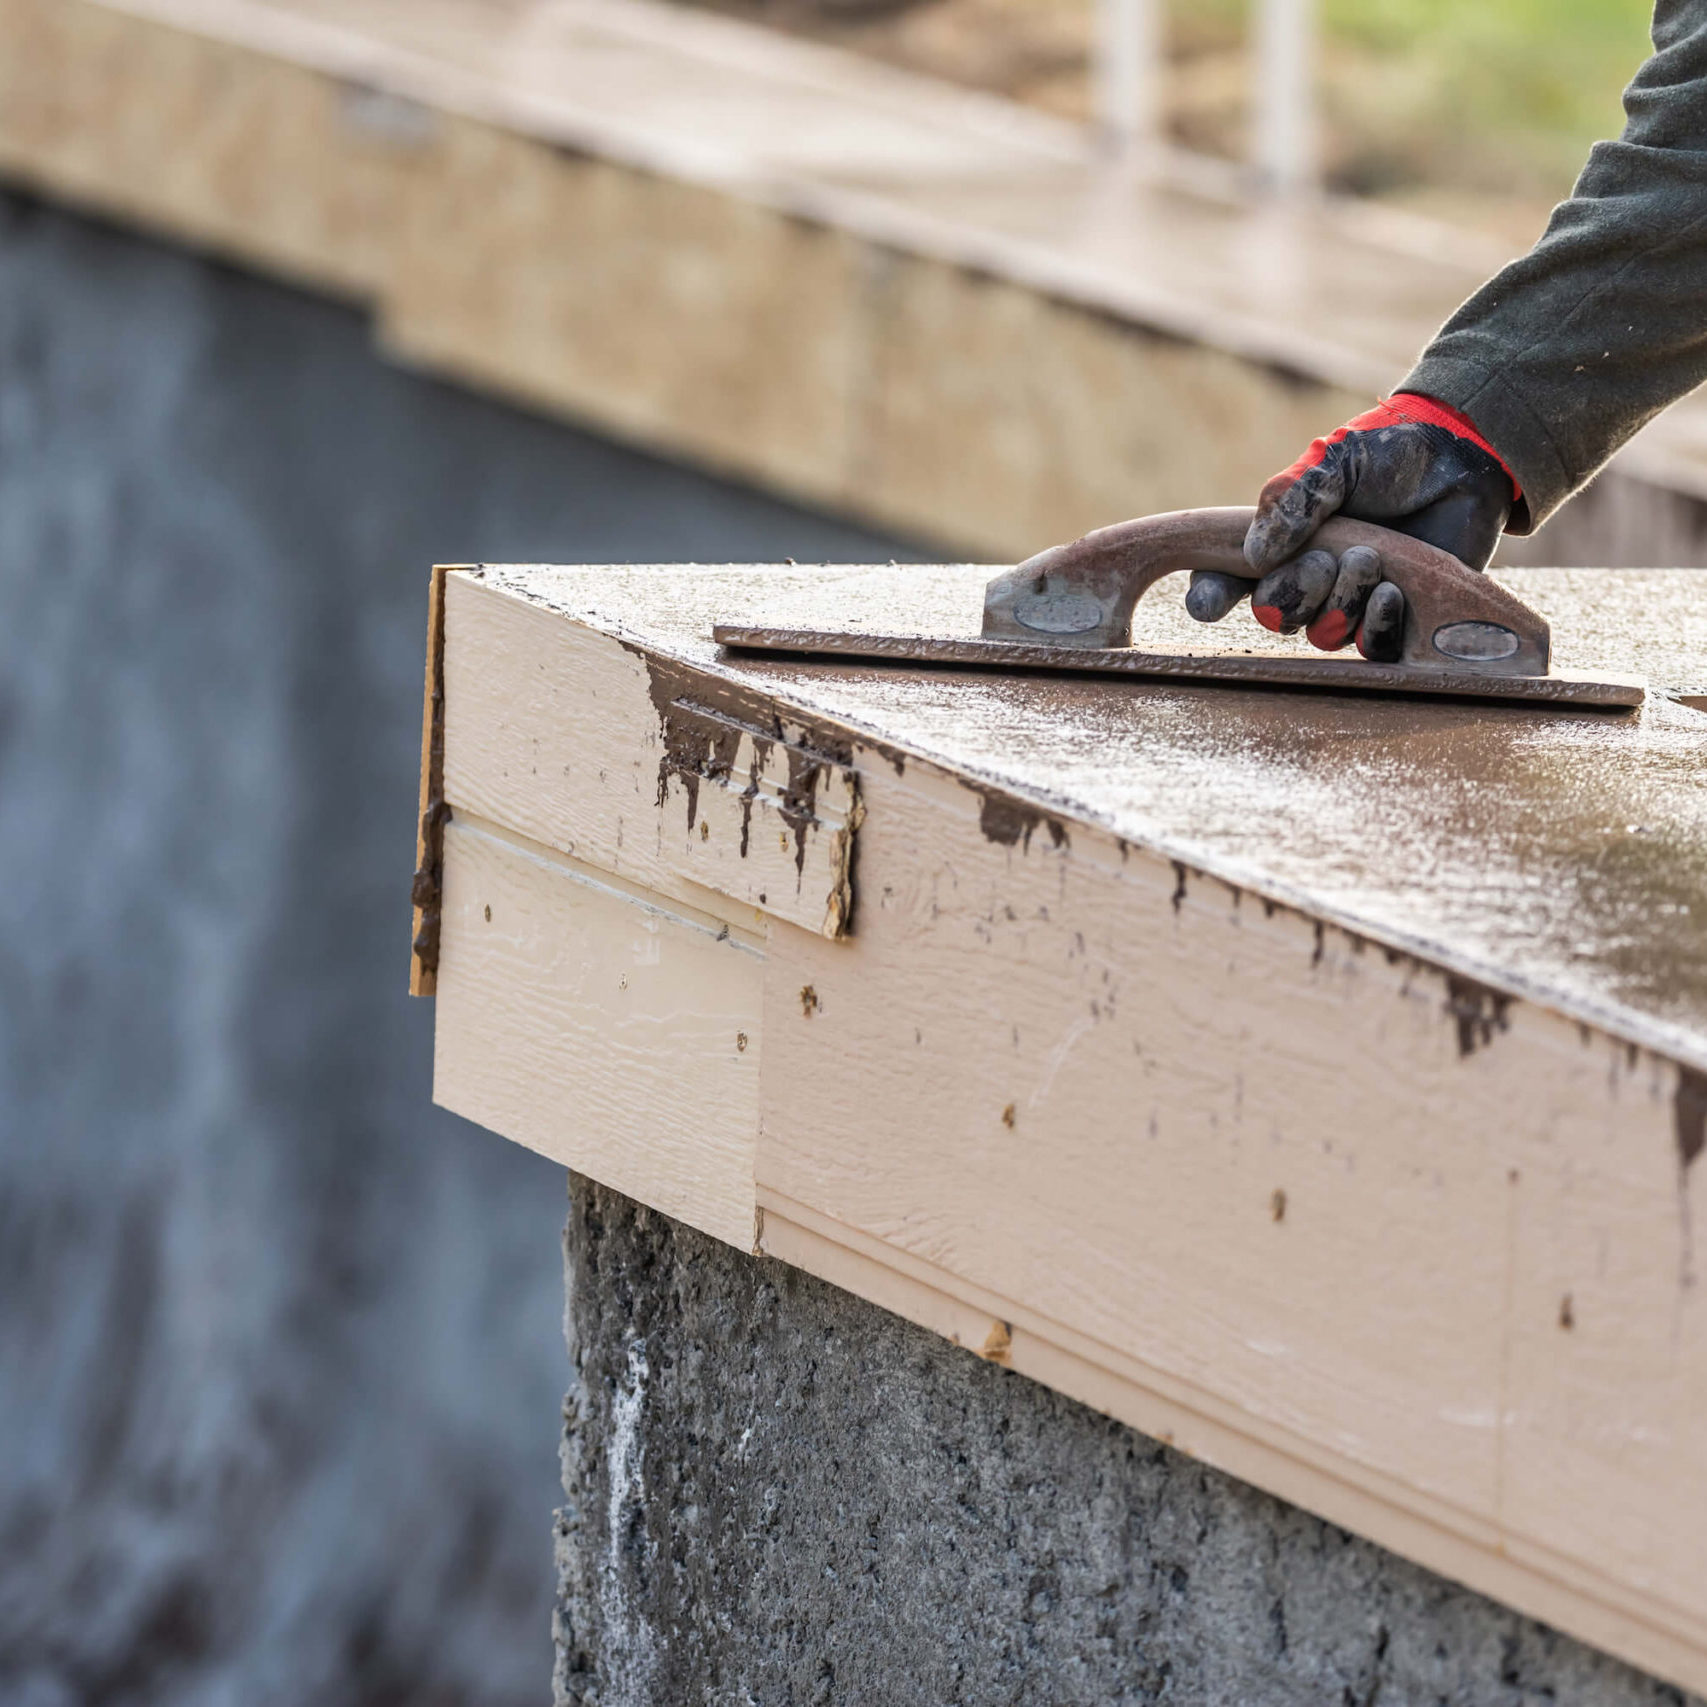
[{"x1": 1177, "y1": 0, "x2": 1657, "y2": 205}]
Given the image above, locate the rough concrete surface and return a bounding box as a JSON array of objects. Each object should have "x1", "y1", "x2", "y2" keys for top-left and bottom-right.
[
  {"x1": 558, "y1": 1178, "x2": 1701, "y2": 1707},
  {"x1": 0, "y1": 187, "x2": 906, "y2": 1706}
]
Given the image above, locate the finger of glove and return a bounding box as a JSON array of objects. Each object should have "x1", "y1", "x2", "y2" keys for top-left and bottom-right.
[
  {"x1": 1252, "y1": 550, "x2": 1338, "y2": 635},
  {"x1": 1356, "y1": 581, "x2": 1406, "y2": 662},
  {"x1": 1245, "y1": 452, "x2": 1349, "y2": 574},
  {"x1": 1305, "y1": 546, "x2": 1382, "y2": 652},
  {"x1": 1185, "y1": 569, "x2": 1252, "y2": 624}
]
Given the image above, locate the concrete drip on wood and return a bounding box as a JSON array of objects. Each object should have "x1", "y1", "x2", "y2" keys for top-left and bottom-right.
[
  {"x1": 1676, "y1": 1066, "x2": 1707, "y2": 1172},
  {"x1": 409, "y1": 563, "x2": 453, "y2": 993},
  {"x1": 1677, "y1": 1067, "x2": 1707, "y2": 1293},
  {"x1": 1443, "y1": 973, "x2": 1514, "y2": 1060},
  {"x1": 636, "y1": 646, "x2": 867, "y2": 933},
  {"x1": 976, "y1": 786, "x2": 1070, "y2": 852}
]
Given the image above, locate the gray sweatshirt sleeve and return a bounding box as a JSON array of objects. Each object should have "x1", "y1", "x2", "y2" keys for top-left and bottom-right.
[{"x1": 1399, "y1": 0, "x2": 1707, "y2": 533}]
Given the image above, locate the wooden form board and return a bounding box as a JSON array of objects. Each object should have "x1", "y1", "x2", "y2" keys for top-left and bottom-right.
[
  {"x1": 435, "y1": 814, "x2": 763, "y2": 1246},
  {"x1": 423, "y1": 560, "x2": 1707, "y2": 1692}
]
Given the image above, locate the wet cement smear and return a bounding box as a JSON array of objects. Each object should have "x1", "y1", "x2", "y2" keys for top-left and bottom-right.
[
  {"x1": 977, "y1": 789, "x2": 1068, "y2": 851},
  {"x1": 1445, "y1": 975, "x2": 1513, "y2": 1058},
  {"x1": 1679, "y1": 1067, "x2": 1707, "y2": 1171},
  {"x1": 638, "y1": 654, "x2": 849, "y2": 878}
]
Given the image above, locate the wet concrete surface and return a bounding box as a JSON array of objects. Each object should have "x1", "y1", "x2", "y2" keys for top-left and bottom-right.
[{"x1": 484, "y1": 560, "x2": 1707, "y2": 1063}]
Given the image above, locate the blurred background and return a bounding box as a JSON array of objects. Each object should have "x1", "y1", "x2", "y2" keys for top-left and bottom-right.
[
  {"x1": 697, "y1": 0, "x2": 1655, "y2": 241},
  {"x1": 0, "y1": 1, "x2": 1683, "y2": 1703}
]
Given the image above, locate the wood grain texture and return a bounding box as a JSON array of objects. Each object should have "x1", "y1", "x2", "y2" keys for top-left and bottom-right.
[
  {"x1": 754, "y1": 752, "x2": 1706, "y2": 1680},
  {"x1": 433, "y1": 815, "x2": 761, "y2": 1247}
]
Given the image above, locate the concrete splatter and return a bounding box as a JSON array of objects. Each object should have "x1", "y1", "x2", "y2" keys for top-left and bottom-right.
[{"x1": 600, "y1": 1338, "x2": 659, "y2": 1707}]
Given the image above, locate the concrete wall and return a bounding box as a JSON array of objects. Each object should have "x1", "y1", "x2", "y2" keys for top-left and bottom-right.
[
  {"x1": 0, "y1": 188, "x2": 904, "y2": 1705},
  {"x1": 559, "y1": 1178, "x2": 1701, "y2": 1707}
]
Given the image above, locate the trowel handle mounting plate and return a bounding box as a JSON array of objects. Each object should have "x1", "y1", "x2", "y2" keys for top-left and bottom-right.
[{"x1": 981, "y1": 507, "x2": 1551, "y2": 677}]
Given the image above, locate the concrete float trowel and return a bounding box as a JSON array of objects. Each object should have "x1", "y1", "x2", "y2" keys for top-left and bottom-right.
[{"x1": 714, "y1": 506, "x2": 1645, "y2": 708}]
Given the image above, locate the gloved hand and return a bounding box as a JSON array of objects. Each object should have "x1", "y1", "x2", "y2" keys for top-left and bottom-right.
[{"x1": 1185, "y1": 393, "x2": 1521, "y2": 661}]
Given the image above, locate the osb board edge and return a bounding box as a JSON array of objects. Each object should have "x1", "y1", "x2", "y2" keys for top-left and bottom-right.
[{"x1": 409, "y1": 563, "x2": 459, "y2": 995}]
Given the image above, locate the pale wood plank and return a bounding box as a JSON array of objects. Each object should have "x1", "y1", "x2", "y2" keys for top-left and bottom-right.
[
  {"x1": 433, "y1": 815, "x2": 762, "y2": 1247},
  {"x1": 758, "y1": 1191, "x2": 1707, "y2": 1695},
  {"x1": 1500, "y1": 1118, "x2": 1707, "y2": 1609},
  {"x1": 753, "y1": 752, "x2": 1704, "y2": 1656}
]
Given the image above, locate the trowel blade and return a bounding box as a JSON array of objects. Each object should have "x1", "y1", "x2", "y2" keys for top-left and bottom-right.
[{"x1": 711, "y1": 624, "x2": 1646, "y2": 711}]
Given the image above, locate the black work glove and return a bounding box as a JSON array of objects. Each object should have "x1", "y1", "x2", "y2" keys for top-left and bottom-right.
[{"x1": 1185, "y1": 393, "x2": 1521, "y2": 660}]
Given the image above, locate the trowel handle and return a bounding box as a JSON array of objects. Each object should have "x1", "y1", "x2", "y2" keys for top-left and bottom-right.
[{"x1": 981, "y1": 507, "x2": 1550, "y2": 676}]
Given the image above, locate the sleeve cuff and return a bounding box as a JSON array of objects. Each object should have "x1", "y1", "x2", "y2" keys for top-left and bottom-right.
[{"x1": 1395, "y1": 356, "x2": 1575, "y2": 535}]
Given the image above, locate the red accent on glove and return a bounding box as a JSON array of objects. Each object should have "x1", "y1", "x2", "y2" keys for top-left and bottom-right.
[
  {"x1": 1269, "y1": 393, "x2": 1522, "y2": 503},
  {"x1": 1306, "y1": 607, "x2": 1352, "y2": 649}
]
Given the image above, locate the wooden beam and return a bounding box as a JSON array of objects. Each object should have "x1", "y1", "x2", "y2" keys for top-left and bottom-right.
[{"x1": 434, "y1": 815, "x2": 762, "y2": 1248}]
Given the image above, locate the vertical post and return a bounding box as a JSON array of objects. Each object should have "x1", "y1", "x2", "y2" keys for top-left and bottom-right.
[
  {"x1": 1253, "y1": 0, "x2": 1318, "y2": 195},
  {"x1": 1095, "y1": 0, "x2": 1163, "y2": 166}
]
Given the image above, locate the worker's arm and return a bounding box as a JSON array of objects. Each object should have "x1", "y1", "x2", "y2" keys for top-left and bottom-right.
[{"x1": 1192, "y1": 0, "x2": 1707, "y2": 649}]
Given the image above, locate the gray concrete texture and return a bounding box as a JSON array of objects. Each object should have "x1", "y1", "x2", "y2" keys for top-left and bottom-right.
[
  {"x1": 0, "y1": 187, "x2": 903, "y2": 1705},
  {"x1": 559, "y1": 1178, "x2": 1701, "y2": 1707}
]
